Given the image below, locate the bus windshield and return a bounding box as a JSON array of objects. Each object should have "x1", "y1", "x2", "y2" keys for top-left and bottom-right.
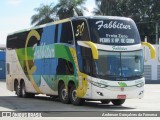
[
  {"x1": 93, "y1": 50, "x2": 143, "y2": 80},
  {"x1": 88, "y1": 18, "x2": 141, "y2": 45}
]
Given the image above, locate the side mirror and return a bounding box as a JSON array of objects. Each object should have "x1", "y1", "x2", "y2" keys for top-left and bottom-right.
[
  {"x1": 77, "y1": 41, "x2": 98, "y2": 59},
  {"x1": 82, "y1": 41, "x2": 99, "y2": 60},
  {"x1": 141, "y1": 42, "x2": 156, "y2": 59}
]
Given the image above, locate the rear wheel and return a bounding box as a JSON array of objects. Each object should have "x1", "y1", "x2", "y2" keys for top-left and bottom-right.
[
  {"x1": 59, "y1": 84, "x2": 70, "y2": 104},
  {"x1": 101, "y1": 100, "x2": 110, "y2": 104},
  {"x1": 15, "y1": 82, "x2": 22, "y2": 97},
  {"x1": 21, "y1": 82, "x2": 35, "y2": 98},
  {"x1": 69, "y1": 85, "x2": 84, "y2": 106},
  {"x1": 111, "y1": 99, "x2": 125, "y2": 106},
  {"x1": 21, "y1": 82, "x2": 28, "y2": 98}
]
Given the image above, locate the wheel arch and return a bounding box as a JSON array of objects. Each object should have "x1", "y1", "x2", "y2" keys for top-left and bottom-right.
[
  {"x1": 14, "y1": 79, "x2": 19, "y2": 91},
  {"x1": 68, "y1": 80, "x2": 75, "y2": 92},
  {"x1": 58, "y1": 80, "x2": 65, "y2": 93},
  {"x1": 20, "y1": 79, "x2": 25, "y2": 86}
]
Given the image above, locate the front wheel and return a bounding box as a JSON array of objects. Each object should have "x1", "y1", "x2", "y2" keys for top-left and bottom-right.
[
  {"x1": 111, "y1": 99, "x2": 125, "y2": 106},
  {"x1": 69, "y1": 85, "x2": 84, "y2": 106}
]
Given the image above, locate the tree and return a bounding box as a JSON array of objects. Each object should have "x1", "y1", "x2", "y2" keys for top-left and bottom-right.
[
  {"x1": 31, "y1": 3, "x2": 57, "y2": 26},
  {"x1": 92, "y1": 0, "x2": 117, "y2": 15},
  {"x1": 125, "y1": 0, "x2": 160, "y2": 43},
  {"x1": 54, "y1": 0, "x2": 88, "y2": 19},
  {"x1": 92, "y1": 0, "x2": 160, "y2": 43}
]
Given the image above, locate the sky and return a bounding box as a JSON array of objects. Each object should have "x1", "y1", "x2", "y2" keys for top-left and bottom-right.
[{"x1": 0, "y1": 0, "x2": 96, "y2": 45}]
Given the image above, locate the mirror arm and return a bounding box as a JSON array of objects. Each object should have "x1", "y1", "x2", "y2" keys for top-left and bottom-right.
[
  {"x1": 83, "y1": 41, "x2": 99, "y2": 60},
  {"x1": 141, "y1": 42, "x2": 156, "y2": 59}
]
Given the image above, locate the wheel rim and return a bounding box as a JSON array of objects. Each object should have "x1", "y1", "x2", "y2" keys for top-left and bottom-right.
[
  {"x1": 21, "y1": 83, "x2": 26, "y2": 97},
  {"x1": 61, "y1": 88, "x2": 67, "y2": 100},
  {"x1": 72, "y1": 90, "x2": 77, "y2": 102},
  {"x1": 16, "y1": 86, "x2": 19, "y2": 94},
  {"x1": 22, "y1": 86, "x2": 25, "y2": 96}
]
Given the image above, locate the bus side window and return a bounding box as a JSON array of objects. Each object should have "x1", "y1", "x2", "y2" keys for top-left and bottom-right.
[
  {"x1": 58, "y1": 22, "x2": 73, "y2": 44},
  {"x1": 56, "y1": 58, "x2": 74, "y2": 75},
  {"x1": 77, "y1": 45, "x2": 92, "y2": 75},
  {"x1": 72, "y1": 20, "x2": 90, "y2": 42}
]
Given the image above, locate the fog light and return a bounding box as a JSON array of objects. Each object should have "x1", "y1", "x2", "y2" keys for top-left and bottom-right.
[
  {"x1": 97, "y1": 92, "x2": 103, "y2": 96},
  {"x1": 139, "y1": 91, "x2": 144, "y2": 95}
]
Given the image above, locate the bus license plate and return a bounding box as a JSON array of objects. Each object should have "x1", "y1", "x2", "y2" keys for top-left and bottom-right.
[{"x1": 117, "y1": 95, "x2": 126, "y2": 99}]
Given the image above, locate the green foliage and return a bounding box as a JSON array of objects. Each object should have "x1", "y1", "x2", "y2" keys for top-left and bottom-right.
[
  {"x1": 92, "y1": 0, "x2": 117, "y2": 15},
  {"x1": 31, "y1": 3, "x2": 56, "y2": 26},
  {"x1": 54, "y1": 0, "x2": 87, "y2": 19},
  {"x1": 93, "y1": 0, "x2": 160, "y2": 43},
  {"x1": 31, "y1": 0, "x2": 87, "y2": 25}
]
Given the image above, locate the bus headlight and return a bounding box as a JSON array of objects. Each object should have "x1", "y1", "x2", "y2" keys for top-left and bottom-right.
[{"x1": 136, "y1": 82, "x2": 144, "y2": 87}]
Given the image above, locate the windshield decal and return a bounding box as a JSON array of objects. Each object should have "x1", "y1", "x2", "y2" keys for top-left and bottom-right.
[
  {"x1": 112, "y1": 46, "x2": 127, "y2": 51},
  {"x1": 75, "y1": 22, "x2": 84, "y2": 37},
  {"x1": 99, "y1": 37, "x2": 135, "y2": 44},
  {"x1": 95, "y1": 20, "x2": 131, "y2": 30}
]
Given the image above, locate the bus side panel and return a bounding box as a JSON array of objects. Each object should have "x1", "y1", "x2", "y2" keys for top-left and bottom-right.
[
  {"x1": 6, "y1": 49, "x2": 37, "y2": 93},
  {"x1": 6, "y1": 49, "x2": 14, "y2": 91}
]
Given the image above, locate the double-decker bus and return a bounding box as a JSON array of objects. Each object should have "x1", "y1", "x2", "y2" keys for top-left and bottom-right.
[{"x1": 6, "y1": 16, "x2": 155, "y2": 106}]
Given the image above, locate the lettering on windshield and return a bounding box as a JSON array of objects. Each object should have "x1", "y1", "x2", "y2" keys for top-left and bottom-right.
[
  {"x1": 95, "y1": 20, "x2": 131, "y2": 30},
  {"x1": 99, "y1": 38, "x2": 135, "y2": 44},
  {"x1": 112, "y1": 46, "x2": 127, "y2": 51}
]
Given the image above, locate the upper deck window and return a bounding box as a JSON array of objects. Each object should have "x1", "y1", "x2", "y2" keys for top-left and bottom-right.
[
  {"x1": 57, "y1": 22, "x2": 73, "y2": 44},
  {"x1": 88, "y1": 18, "x2": 141, "y2": 45}
]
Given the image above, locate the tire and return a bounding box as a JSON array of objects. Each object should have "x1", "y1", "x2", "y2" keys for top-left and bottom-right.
[
  {"x1": 101, "y1": 100, "x2": 110, "y2": 104},
  {"x1": 59, "y1": 84, "x2": 70, "y2": 104},
  {"x1": 15, "y1": 82, "x2": 22, "y2": 97},
  {"x1": 21, "y1": 82, "x2": 35, "y2": 98},
  {"x1": 111, "y1": 99, "x2": 126, "y2": 106},
  {"x1": 69, "y1": 85, "x2": 84, "y2": 106},
  {"x1": 21, "y1": 82, "x2": 28, "y2": 98}
]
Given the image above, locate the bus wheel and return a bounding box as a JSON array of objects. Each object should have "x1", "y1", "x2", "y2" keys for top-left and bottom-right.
[
  {"x1": 101, "y1": 100, "x2": 110, "y2": 104},
  {"x1": 59, "y1": 84, "x2": 70, "y2": 104},
  {"x1": 21, "y1": 82, "x2": 35, "y2": 98},
  {"x1": 21, "y1": 82, "x2": 28, "y2": 98},
  {"x1": 111, "y1": 99, "x2": 125, "y2": 106},
  {"x1": 69, "y1": 85, "x2": 84, "y2": 106},
  {"x1": 15, "y1": 82, "x2": 22, "y2": 97}
]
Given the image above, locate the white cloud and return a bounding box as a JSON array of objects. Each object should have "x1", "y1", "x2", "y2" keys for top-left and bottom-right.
[{"x1": 7, "y1": 0, "x2": 22, "y2": 6}]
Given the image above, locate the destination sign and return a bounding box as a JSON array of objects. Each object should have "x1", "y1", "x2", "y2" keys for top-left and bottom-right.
[
  {"x1": 89, "y1": 19, "x2": 141, "y2": 45},
  {"x1": 99, "y1": 38, "x2": 135, "y2": 44},
  {"x1": 99, "y1": 33, "x2": 135, "y2": 44}
]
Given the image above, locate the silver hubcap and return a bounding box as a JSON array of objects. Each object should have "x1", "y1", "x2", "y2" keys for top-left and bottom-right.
[
  {"x1": 72, "y1": 90, "x2": 77, "y2": 101},
  {"x1": 61, "y1": 89, "x2": 67, "y2": 100},
  {"x1": 22, "y1": 85, "x2": 25, "y2": 96}
]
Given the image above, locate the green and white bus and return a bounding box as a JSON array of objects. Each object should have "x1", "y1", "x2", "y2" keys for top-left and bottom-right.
[{"x1": 6, "y1": 16, "x2": 155, "y2": 105}]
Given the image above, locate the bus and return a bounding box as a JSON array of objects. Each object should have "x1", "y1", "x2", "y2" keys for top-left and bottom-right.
[{"x1": 6, "y1": 16, "x2": 155, "y2": 106}]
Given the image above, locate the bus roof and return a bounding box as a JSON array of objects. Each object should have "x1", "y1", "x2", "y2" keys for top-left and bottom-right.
[{"x1": 8, "y1": 16, "x2": 132, "y2": 36}]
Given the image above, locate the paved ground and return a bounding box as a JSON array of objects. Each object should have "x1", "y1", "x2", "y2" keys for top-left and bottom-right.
[{"x1": 0, "y1": 79, "x2": 160, "y2": 119}]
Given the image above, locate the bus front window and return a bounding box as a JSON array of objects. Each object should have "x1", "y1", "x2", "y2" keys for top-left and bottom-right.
[
  {"x1": 93, "y1": 50, "x2": 143, "y2": 80},
  {"x1": 88, "y1": 18, "x2": 141, "y2": 45}
]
